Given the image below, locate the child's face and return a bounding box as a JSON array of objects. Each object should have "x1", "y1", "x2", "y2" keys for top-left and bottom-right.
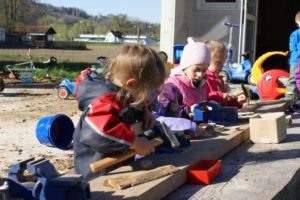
[
  {"x1": 208, "y1": 50, "x2": 226, "y2": 73},
  {"x1": 184, "y1": 64, "x2": 209, "y2": 84}
]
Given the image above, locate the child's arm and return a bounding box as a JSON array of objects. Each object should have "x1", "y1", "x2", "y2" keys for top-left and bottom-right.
[
  {"x1": 208, "y1": 90, "x2": 225, "y2": 103},
  {"x1": 80, "y1": 93, "x2": 136, "y2": 155},
  {"x1": 295, "y1": 66, "x2": 300, "y2": 92},
  {"x1": 158, "y1": 82, "x2": 189, "y2": 117}
]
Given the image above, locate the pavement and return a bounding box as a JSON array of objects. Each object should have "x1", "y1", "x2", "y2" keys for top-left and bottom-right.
[{"x1": 166, "y1": 112, "x2": 300, "y2": 200}]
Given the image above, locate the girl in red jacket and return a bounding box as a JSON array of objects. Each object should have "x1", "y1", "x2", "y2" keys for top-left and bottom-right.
[
  {"x1": 73, "y1": 44, "x2": 166, "y2": 181},
  {"x1": 205, "y1": 40, "x2": 246, "y2": 107}
]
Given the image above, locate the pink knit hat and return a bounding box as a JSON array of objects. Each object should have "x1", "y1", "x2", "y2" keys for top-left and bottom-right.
[{"x1": 179, "y1": 37, "x2": 211, "y2": 71}]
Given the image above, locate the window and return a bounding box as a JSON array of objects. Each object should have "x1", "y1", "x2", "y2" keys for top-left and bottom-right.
[
  {"x1": 197, "y1": 0, "x2": 240, "y2": 10},
  {"x1": 206, "y1": 0, "x2": 236, "y2": 2}
]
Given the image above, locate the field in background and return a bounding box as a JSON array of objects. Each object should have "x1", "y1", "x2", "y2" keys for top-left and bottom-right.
[
  {"x1": 0, "y1": 44, "x2": 125, "y2": 63},
  {"x1": 0, "y1": 44, "x2": 159, "y2": 62},
  {"x1": 0, "y1": 44, "x2": 159, "y2": 80}
]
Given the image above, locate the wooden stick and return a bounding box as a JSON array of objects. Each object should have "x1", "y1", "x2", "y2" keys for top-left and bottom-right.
[
  {"x1": 90, "y1": 138, "x2": 163, "y2": 173},
  {"x1": 103, "y1": 165, "x2": 178, "y2": 190}
]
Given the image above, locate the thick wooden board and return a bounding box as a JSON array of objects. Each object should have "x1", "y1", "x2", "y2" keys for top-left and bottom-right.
[{"x1": 90, "y1": 123, "x2": 250, "y2": 200}]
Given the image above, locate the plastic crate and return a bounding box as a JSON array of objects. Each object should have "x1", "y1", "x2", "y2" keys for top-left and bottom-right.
[
  {"x1": 187, "y1": 160, "x2": 222, "y2": 185},
  {"x1": 173, "y1": 44, "x2": 184, "y2": 64}
]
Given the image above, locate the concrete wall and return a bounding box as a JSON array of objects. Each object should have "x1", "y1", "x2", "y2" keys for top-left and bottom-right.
[{"x1": 160, "y1": 0, "x2": 242, "y2": 63}]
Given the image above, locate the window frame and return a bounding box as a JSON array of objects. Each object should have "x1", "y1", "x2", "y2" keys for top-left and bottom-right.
[{"x1": 197, "y1": 0, "x2": 240, "y2": 10}]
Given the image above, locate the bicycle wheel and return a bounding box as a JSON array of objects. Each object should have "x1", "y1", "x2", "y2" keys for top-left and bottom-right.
[{"x1": 0, "y1": 79, "x2": 5, "y2": 92}]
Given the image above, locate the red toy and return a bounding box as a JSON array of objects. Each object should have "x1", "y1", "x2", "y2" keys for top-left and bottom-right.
[
  {"x1": 257, "y1": 69, "x2": 290, "y2": 101},
  {"x1": 187, "y1": 160, "x2": 222, "y2": 185}
]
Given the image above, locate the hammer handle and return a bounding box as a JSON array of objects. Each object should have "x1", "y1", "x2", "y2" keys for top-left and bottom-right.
[{"x1": 90, "y1": 138, "x2": 163, "y2": 173}]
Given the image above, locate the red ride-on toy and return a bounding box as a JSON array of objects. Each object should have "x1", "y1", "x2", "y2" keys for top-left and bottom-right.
[{"x1": 257, "y1": 69, "x2": 290, "y2": 101}]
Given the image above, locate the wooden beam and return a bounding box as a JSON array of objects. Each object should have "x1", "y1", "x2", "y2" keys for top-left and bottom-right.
[{"x1": 90, "y1": 123, "x2": 249, "y2": 200}]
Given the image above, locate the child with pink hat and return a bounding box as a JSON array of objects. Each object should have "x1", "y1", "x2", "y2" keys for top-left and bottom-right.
[{"x1": 157, "y1": 37, "x2": 211, "y2": 118}]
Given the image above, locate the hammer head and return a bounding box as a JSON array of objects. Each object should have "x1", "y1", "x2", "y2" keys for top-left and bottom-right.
[{"x1": 159, "y1": 122, "x2": 180, "y2": 148}]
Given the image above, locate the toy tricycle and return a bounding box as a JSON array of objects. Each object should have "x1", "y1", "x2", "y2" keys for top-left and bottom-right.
[{"x1": 221, "y1": 22, "x2": 253, "y2": 84}]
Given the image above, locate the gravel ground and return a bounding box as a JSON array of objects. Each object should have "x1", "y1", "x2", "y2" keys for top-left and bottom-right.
[{"x1": 0, "y1": 85, "x2": 80, "y2": 178}]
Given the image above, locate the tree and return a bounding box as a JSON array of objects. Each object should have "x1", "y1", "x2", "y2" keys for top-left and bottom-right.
[{"x1": 4, "y1": 0, "x2": 18, "y2": 34}]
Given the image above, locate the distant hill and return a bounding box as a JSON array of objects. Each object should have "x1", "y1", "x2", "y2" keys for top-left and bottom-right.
[{"x1": 0, "y1": 0, "x2": 160, "y2": 41}]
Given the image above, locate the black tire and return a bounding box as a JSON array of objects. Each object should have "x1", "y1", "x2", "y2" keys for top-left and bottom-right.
[
  {"x1": 247, "y1": 74, "x2": 255, "y2": 85},
  {"x1": 58, "y1": 87, "x2": 70, "y2": 99},
  {"x1": 0, "y1": 79, "x2": 5, "y2": 92},
  {"x1": 50, "y1": 57, "x2": 57, "y2": 65}
]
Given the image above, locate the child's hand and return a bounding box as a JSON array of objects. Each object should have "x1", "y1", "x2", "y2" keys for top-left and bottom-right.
[
  {"x1": 131, "y1": 137, "x2": 155, "y2": 155},
  {"x1": 169, "y1": 100, "x2": 179, "y2": 112},
  {"x1": 237, "y1": 94, "x2": 247, "y2": 105},
  {"x1": 143, "y1": 108, "x2": 156, "y2": 130},
  {"x1": 222, "y1": 93, "x2": 231, "y2": 102},
  {"x1": 191, "y1": 126, "x2": 203, "y2": 139}
]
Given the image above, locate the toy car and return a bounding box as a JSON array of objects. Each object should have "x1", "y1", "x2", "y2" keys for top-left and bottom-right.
[{"x1": 57, "y1": 79, "x2": 76, "y2": 99}]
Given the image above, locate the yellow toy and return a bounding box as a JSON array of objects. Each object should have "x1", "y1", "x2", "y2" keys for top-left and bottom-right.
[{"x1": 251, "y1": 51, "x2": 289, "y2": 85}]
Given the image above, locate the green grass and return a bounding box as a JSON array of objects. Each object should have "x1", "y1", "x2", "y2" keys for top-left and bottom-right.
[{"x1": 1, "y1": 61, "x2": 96, "y2": 80}]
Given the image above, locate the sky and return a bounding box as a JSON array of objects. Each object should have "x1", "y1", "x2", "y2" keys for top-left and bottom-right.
[{"x1": 40, "y1": 0, "x2": 161, "y2": 23}]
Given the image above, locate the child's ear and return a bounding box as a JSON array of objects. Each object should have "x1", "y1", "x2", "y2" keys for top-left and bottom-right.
[{"x1": 125, "y1": 78, "x2": 138, "y2": 89}]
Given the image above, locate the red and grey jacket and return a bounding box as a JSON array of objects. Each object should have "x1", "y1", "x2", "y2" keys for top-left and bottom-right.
[
  {"x1": 76, "y1": 68, "x2": 117, "y2": 111},
  {"x1": 73, "y1": 71, "x2": 144, "y2": 181}
]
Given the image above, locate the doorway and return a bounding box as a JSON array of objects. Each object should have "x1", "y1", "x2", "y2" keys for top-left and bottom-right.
[{"x1": 255, "y1": 0, "x2": 299, "y2": 70}]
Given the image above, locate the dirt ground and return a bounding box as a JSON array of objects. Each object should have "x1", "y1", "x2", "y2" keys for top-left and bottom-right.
[{"x1": 0, "y1": 85, "x2": 80, "y2": 178}]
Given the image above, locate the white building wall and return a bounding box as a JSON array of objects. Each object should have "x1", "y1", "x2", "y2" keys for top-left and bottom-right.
[{"x1": 160, "y1": 0, "x2": 242, "y2": 63}]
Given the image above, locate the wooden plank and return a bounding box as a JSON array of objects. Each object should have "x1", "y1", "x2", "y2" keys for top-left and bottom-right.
[
  {"x1": 90, "y1": 123, "x2": 250, "y2": 200},
  {"x1": 103, "y1": 165, "x2": 178, "y2": 190}
]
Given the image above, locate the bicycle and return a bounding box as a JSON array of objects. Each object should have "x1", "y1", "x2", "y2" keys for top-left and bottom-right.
[{"x1": 221, "y1": 22, "x2": 253, "y2": 85}]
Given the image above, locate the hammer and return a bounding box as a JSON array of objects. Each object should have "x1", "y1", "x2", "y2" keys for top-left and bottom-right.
[
  {"x1": 133, "y1": 121, "x2": 180, "y2": 148},
  {"x1": 89, "y1": 122, "x2": 180, "y2": 173},
  {"x1": 159, "y1": 121, "x2": 181, "y2": 148},
  {"x1": 89, "y1": 137, "x2": 163, "y2": 173},
  {"x1": 241, "y1": 83, "x2": 250, "y2": 105}
]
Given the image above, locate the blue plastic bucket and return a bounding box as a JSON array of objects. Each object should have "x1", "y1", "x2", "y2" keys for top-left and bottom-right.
[{"x1": 36, "y1": 114, "x2": 74, "y2": 150}]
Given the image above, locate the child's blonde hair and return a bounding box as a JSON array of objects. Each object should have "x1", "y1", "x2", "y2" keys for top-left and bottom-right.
[
  {"x1": 106, "y1": 44, "x2": 165, "y2": 107},
  {"x1": 295, "y1": 10, "x2": 300, "y2": 23},
  {"x1": 204, "y1": 40, "x2": 226, "y2": 56}
]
